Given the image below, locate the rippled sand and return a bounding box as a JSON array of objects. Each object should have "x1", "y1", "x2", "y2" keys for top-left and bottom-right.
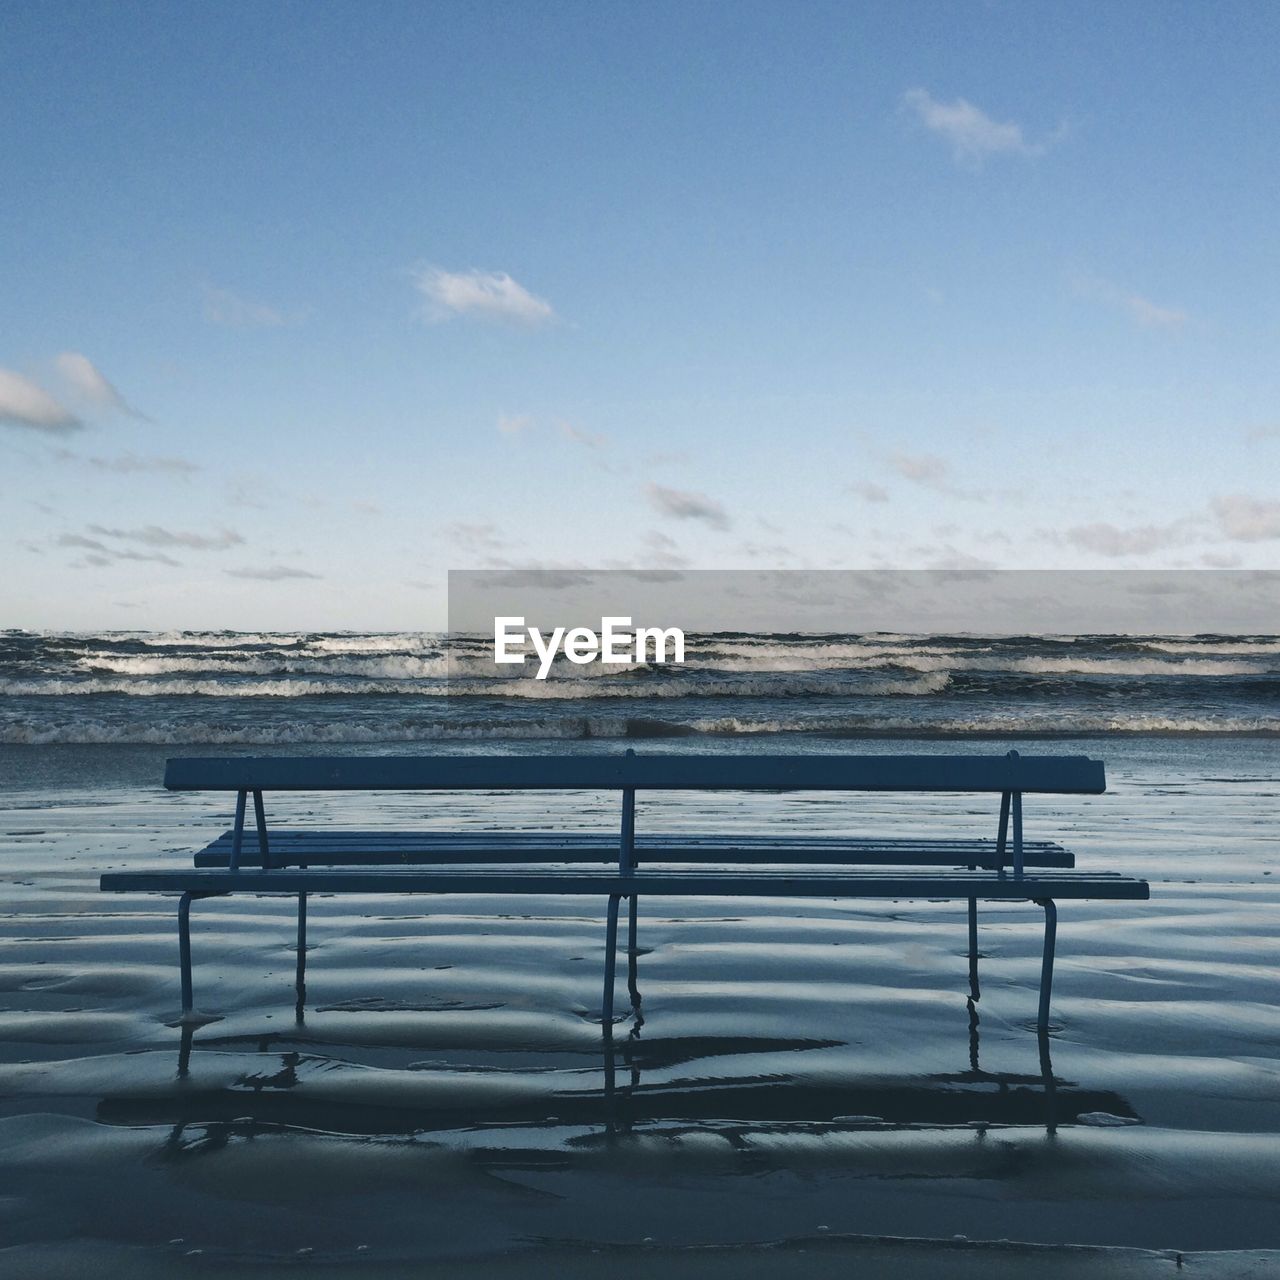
[{"x1": 1, "y1": 738, "x2": 1278, "y2": 1274}]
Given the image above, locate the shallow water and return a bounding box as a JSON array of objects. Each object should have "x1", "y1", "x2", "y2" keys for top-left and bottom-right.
[{"x1": 0, "y1": 736, "x2": 1277, "y2": 1270}]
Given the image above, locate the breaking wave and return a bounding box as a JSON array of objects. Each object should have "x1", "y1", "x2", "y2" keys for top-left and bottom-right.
[
  {"x1": 3, "y1": 630, "x2": 1277, "y2": 743},
  {"x1": 70, "y1": 654, "x2": 448, "y2": 679},
  {"x1": 0, "y1": 671, "x2": 954, "y2": 699}
]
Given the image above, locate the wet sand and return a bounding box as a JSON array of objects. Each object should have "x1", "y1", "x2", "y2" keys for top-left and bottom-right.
[
  {"x1": 5, "y1": 1237, "x2": 1280, "y2": 1279},
  {"x1": 0, "y1": 738, "x2": 1277, "y2": 1274}
]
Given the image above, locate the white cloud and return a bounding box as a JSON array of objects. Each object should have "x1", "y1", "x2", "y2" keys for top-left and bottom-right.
[
  {"x1": 202, "y1": 284, "x2": 291, "y2": 328},
  {"x1": 55, "y1": 352, "x2": 147, "y2": 419},
  {"x1": 902, "y1": 88, "x2": 1051, "y2": 165},
  {"x1": 646, "y1": 483, "x2": 731, "y2": 530},
  {"x1": 414, "y1": 266, "x2": 555, "y2": 326},
  {"x1": 1071, "y1": 273, "x2": 1188, "y2": 330},
  {"x1": 0, "y1": 368, "x2": 80, "y2": 433},
  {"x1": 1212, "y1": 494, "x2": 1280, "y2": 542}
]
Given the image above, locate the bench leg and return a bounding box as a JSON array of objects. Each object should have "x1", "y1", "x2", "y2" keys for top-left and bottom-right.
[
  {"x1": 177, "y1": 1023, "x2": 195, "y2": 1079},
  {"x1": 628, "y1": 895, "x2": 639, "y2": 956},
  {"x1": 967, "y1": 897, "x2": 980, "y2": 1001},
  {"x1": 174, "y1": 891, "x2": 223, "y2": 1026},
  {"x1": 603, "y1": 1030, "x2": 617, "y2": 1136},
  {"x1": 1038, "y1": 1021, "x2": 1058, "y2": 1134},
  {"x1": 1036, "y1": 898, "x2": 1057, "y2": 1034},
  {"x1": 603, "y1": 894, "x2": 621, "y2": 1033},
  {"x1": 966, "y1": 996, "x2": 981, "y2": 1072},
  {"x1": 178, "y1": 891, "x2": 195, "y2": 1020},
  {"x1": 295, "y1": 892, "x2": 308, "y2": 1018},
  {"x1": 626, "y1": 896, "x2": 643, "y2": 1020}
]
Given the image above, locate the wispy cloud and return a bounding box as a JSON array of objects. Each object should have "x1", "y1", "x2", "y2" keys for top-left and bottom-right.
[
  {"x1": 224, "y1": 473, "x2": 276, "y2": 510},
  {"x1": 202, "y1": 284, "x2": 294, "y2": 328},
  {"x1": 882, "y1": 452, "x2": 993, "y2": 502},
  {"x1": 225, "y1": 565, "x2": 322, "y2": 580},
  {"x1": 849, "y1": 481, "x2": 890, "y2": 503},
  {"x1": 58, "y1": 450, "x2": 200, "y2": 476},
  {"x1": 87, "y1": 524, "x2": 244, "y2": 550},
  {"x1": 55, "y1": 533, "x2": 182, "y2": 568},
  {"x1": 497, "y1": 413, "x2": 534, "y2": 437},
  {"x1": 925, "y1": 550, "x2": 999, "y2": 571},
  {"x1": 1058, "y1": 519, "x2": 1197, "y2": 557},
  {"x1": 902, "y1": 88, "x2": 1054, "y2": 165},
  {"x1": 558, "y1": 420, "x2": 607, "y2": 449},
  {"x1": 646, "y1": 483, "x2": 731, "y2": 530},
  {"x1": 1071, "y1": 272, "x2": 1189, "y2": 330},
  {"x1": 0, "y1": 368, "x2": 81, "y2": 433},
  {"x1": 1212, "y1": 494, "x2": 1280, "y2": 541},
  {"x1": 640, "y1": 529, "x2": 690, "y2": 569},
  {"x1": 442, "y1": 521, "x2": 509, "y2": 555},
  {"x1": 736, "y1": 540, "x2": 797, "y2": 565},
  {"x1": 414, "y1": 266, "x2": 555, "y2": 326},
  {"x1": 495, "y1": 414, "x2": 609, "y2": 453},
  {"x1": 55, "y1": 352, "x2": 148, "y2": 419},
  {"x1": 888, "y1": 452, "x2": 950, "y2": 488}
]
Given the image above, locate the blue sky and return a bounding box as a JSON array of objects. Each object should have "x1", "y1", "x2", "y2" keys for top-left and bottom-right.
[{"x1": 2, "y1": 0, "x2": 1278, "y2": 629}]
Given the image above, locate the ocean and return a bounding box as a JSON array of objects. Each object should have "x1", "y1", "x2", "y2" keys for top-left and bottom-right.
[{"x1": 3, "y1": 629, "x2": 1278, "y2": 745}]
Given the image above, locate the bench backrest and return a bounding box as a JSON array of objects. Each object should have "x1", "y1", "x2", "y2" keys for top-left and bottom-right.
[{"x1": 165, "y1": 753, "x2": 1105, "y2": 795}]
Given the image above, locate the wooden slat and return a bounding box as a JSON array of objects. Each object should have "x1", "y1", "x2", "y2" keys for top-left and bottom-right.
[
  {"x1": 195, "y1": 850, "x2": 1074, "y2": 868},
  {"x1": 163, "y1": 753, "x2": 1106, "y2": 795},
  {"x1": 101, "y1": 868, "x2": 1149, "y2": 901}
]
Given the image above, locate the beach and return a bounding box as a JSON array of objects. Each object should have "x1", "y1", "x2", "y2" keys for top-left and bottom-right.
[{"x1": 1, "y1": 632, "x2": 1278, "y2": 1274}]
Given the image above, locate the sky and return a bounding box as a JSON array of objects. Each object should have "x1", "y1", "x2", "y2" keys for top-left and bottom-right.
[{"x1": 2, "y1": 0, "x2": 1278, "y2": 630}]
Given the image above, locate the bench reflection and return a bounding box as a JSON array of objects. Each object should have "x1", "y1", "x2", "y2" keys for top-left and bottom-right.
[{"x1": 96, "y1": 976, "x2": 1137, "y2": 1146}]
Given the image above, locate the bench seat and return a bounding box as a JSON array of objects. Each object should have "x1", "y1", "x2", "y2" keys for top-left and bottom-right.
[
  {"x1": 190, "y1": 829, "x2": 1076, "y2": 869},
  {"x1": 103, "y1": 867, "x2": 1142, "y2": 898}
]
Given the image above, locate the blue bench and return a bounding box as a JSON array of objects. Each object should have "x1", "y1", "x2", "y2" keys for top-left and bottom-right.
[{"x1": 99, "y1": 751, "x2": 1148, "y2": 1035}]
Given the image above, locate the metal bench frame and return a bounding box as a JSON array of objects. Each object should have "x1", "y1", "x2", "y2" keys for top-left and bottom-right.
[{"x1": 100, "y1": 751, "x2": 1149, "y2": 1036}]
